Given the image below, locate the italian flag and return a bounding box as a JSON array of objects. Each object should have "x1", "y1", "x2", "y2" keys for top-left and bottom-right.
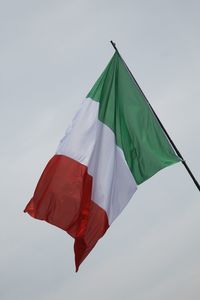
[{"x1": 24, "y1": 51, "x2": 181, "y2": 271}]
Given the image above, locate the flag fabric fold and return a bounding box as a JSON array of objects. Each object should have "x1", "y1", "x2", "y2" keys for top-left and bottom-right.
[{"x1": 24, "y1": 51, "x2": 181, "y2": 271}]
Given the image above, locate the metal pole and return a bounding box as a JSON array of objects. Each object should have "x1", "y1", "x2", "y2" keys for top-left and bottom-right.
[{"x1": 110, "y1": 40, "x2": 200, "y2": 192}]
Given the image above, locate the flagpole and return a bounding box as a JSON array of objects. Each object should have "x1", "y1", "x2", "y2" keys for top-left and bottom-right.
[{"x1": 110, "y1": 40, "x2": 200, "y2": 192}]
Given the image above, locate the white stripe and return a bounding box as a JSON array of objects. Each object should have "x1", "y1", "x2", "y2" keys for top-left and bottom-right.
[{"x1": 56, "y1": 99, "x2": 137, "y2": 224}]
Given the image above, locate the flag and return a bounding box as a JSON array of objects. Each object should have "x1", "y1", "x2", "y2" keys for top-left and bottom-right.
[{"x1": 24, "y1": 51, "x2": 181, "y2": 271}]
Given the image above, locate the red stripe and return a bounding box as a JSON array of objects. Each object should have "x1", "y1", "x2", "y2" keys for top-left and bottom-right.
[{"x1": 24, "y1": 155, "x2": 109, "y2": 271}]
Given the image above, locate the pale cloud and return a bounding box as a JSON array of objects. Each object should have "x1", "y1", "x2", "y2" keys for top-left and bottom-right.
[{"x1": 1, "y1": 0, "x2": 200, "y2": 299}]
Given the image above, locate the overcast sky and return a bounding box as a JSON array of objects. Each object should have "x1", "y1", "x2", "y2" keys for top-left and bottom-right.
[{"x1": 1, "y1": 1, "x2": 200, "y2": 299}]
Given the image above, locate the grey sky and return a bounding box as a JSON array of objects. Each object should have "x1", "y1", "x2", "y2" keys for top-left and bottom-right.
[{"x1": 1, "y1": 0, "x2": 200, "y2": 299}]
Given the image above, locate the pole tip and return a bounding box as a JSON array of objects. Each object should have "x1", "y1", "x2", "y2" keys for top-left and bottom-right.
[{"x1": 110, "y1": 40, "x2": 117, "y2": 51}]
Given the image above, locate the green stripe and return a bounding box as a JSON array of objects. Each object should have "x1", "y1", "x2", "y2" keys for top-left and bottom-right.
[{"x1": 87, "y1": 52, "x2": 181, "y2": 184}]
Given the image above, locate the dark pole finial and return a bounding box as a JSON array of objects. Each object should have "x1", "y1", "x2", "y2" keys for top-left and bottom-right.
[{"x1": 110, "y1": 40, "x2": 118, "y2": 52}]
